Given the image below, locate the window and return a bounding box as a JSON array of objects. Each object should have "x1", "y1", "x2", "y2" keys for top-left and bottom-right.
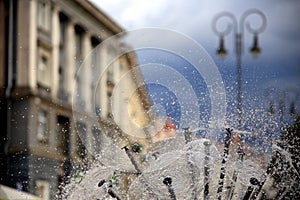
[
  {"x1": 37, "y1": 1, "x2": 50, "y2": 31},
  {"x1": 38, "y1": 56, "x2": 47, "y2": 82},
  {"x1": 58, "y1": 66, "x2": 65, "y2": 90},
  {"x1": 37, "y1": 55, "x2": 50, "y2": 90},
  {"x1": 36, "y1": 180, "x2": 50, "y2": 200},
  {"x1": 58, "y1": 19, "x2": 66, "y2": 87},
  {"x1": 75, "y1": 25, "x2": 84, "y2": 69},
  {"x1": 91, "y1": 55, "x2": 101, "y2": 115},
  {"x1": 57, "y1": 13, "x2": 69, "y2": 101},
  {"x1": 76, "y1": 122, "x2": 87, "y2": 159},
  {"x1": 73, "y1": 26, "x2": 86, "y2": 109},
  {"x1": 75, "y1": 33, "x2": 82, "y2": 62},
  {"x1": 91, "y1": 37, "x2": 100, "y2": 48},
  {"x1": 59, "y1": 14, "x2": 67, "y2": 45},
  {"x1": 91, "y1": 37, "x2": 101, "y2": 111},
  {"x1": 57, "y1": 116, "x2": 70, "y2": 157},
  {"x1": 37, "y1": 110, "x2": 48, "y2": 143}
]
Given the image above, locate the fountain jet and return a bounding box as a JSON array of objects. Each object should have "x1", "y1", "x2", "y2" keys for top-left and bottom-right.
[{"x1": 163, "y1": 177, "x2": 177, "y2": 200}]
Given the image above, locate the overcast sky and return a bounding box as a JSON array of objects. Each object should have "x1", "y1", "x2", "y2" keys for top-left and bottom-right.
[
  {"x1": 90, "y1": 0, "x2": 300, "y2": 85},
  {"x1": 89, "y1": 0, "x2": 300, "y2": 126}
]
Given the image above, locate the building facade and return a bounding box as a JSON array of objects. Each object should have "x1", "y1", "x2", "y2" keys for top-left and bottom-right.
[{"x1": 0, "y1": 0, "x2": 150, "y2": 199}]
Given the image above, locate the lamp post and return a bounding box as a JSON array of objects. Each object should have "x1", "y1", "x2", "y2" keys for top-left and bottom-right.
[
  {"x1": 212, "y1": 9, "x2": 267, "y2": 199},
  {"x1": 212, "y1": 9, "x2": 267, "y2": 130}
]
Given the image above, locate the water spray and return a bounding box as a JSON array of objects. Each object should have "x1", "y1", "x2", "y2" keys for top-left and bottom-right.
[
  {"x1": 203, "y1": 140, "x2": 211, "y2": 200},
  {"x1": 186, "y1": 148, "x2": 197, "y2": 200},
  {"x1": 242, "y1": 177, "x2": 260, "y2": 200},
  {"x1": 216, "y1": 128, "x2": 233, "y2": 200},
  {"x1": 183, "y1": 127, "x2": 192, "y2": 144},
  {"x1": 163, "y1": 177, "x2": 177, "y2": 200},
  {"x1": 250, "y1": 150, "x2": 278, "y2": 200},
  {"x1": 107, "y1": 189, "x2": 122, "y2": 200},
  {"x1": 98, "y1": 179, "x2": 122, "y2": 200},
  {"x1": 121, "y1": 146, "x2": 142, "y2": 174},
  {"x1": 227, "y1": 138, "x2": 245, "y2": 200}
]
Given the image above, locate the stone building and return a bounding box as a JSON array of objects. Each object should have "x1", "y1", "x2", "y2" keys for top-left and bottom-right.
[{"x1": 0, "y1": 0, "x2": 150, "y2": 199}]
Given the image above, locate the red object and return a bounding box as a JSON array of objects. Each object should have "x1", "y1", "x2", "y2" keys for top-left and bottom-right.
[
  {"x1": 232, "y1": 134, "x2": 241, "y2": 143},
  {"x1": 164, "y1": 117, "x2": 176, "y2": 130},
  {"x1": 153, "y1": 117, "x2": 176, "y2": 142}
]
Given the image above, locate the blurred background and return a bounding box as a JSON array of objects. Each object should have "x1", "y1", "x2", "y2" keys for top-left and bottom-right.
[
  {"x1": 92, "y1": 0, "x2": 300, "y2": 133},
  {"x1": 0, "y1": 0, "x2": 299, "y2": 199}
]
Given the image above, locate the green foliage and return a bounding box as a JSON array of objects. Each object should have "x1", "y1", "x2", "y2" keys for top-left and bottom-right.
[
  {"x1": 108, "y1": 171, "x2": 119, "y2": 187},
  {"x1": 73, "y1": 171, "x2": 84, "y2": 184},
  {"x1": 131, "y1": 142, "x2": 143, "y2": 153}
]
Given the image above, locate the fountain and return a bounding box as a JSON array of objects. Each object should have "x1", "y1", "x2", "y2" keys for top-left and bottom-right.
[
  {"x1": 59, "y1": 126, "x2": 277, "y2": 200},
  {"x1": 65, "y1": 28, "x2": 299, "y2": 200},
  {"x1": 63, "y1": 103, "x2": 299, "y2": 199}
]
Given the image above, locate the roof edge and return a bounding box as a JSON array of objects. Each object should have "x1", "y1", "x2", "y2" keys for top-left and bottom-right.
[{"x1": 75, "y1": 0, "x2": 125, "y2": 35}]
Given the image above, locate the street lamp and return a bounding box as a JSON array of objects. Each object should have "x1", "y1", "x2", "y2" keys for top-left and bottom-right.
[
  {"x1": 212, "y1": 9, "x2": 267, "y2": 129},
  {"x1": 212, "y1": 9, "x2": 267, "y2": 199}
]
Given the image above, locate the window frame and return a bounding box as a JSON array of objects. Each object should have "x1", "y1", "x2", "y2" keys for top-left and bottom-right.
[
  {"x1": 37, "y1": 109, "x2": 49, "y2": 143},
  {"x1": 37, "y1": 48, "x2": 51, "y2": 92},
  {"x1": 56, "y1": 116, "x2": 70, "y2": 157},
  {"x1": 37, "y1": 0, "x2": 51, "y2": 32}
]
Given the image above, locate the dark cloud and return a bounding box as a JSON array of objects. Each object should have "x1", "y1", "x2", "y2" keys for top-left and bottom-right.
[{"x1": 90, "y1": 0, "x2": 300, "y2": 117}]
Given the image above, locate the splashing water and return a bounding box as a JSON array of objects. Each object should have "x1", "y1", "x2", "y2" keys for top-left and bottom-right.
[
  {"x1": 61, "y1": 136, "x2": 269, "y2": 200},
  {"x1": 64, "y1": 28, "x2": 298, "y2": 199}
]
